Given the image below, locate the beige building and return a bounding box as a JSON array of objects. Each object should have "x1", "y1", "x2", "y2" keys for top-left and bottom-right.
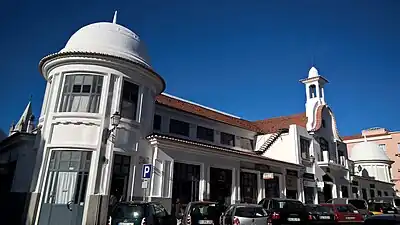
[{"x1": 344, "y1": 127, "x2": 400, "y2": 196}]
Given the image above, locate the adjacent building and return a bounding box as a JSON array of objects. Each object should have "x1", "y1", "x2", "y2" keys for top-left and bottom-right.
[
  {"x1": 344, "y1": 128, "x2": 400, "y2": 196},
  {"x1": 0, "y1": 14, "x2": 395, "y2": 225}
]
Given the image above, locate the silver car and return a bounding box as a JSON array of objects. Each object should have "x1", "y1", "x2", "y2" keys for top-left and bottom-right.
[{"x1": 220, "y1": 204, "x2": 268, "y2": 225}]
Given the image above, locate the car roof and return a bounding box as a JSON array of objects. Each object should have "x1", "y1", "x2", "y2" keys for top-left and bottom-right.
[
  {"x1": 117, "y1": 201, "x2": 156, "y2": 205},
  {"x1": 232, "y1": 203, "x2": 262, "y2": 207},
  {"x1": 189, "y1": 201, "x2": 218, "y2": 205},
  {"x1": 366, "y1": 214, "x2": 400, "y2": 221},
  {"x1": 265, "y1": 198, "x2": 302, "y2": 201}
]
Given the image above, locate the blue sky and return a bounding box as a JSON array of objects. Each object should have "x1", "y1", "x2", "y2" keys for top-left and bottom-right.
[{"x1": 0, "y1": 0, "x2": 399, "y2": 136}]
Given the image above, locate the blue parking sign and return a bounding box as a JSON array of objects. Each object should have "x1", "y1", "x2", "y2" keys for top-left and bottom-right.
[{"x1": 142, "y1": 164, "x2": 152, "y2": 179}]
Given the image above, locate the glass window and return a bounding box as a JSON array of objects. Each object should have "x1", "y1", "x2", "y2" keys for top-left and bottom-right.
[
  {"x1": 273, "y1": 200, "x2": 304, "y2": 209},
  {"x1": 60, "y1": 75, "x2": 103, "y2": 113},
  {"x1": 121, "y1": 81, "x2": 139, "y2": 120},
  {"x1": 112, "y1": 204, "x2": 146, "y2": 219},
  {"x1": 162, "y1": 161, "x2": 171, "y2": 197},
  {"x1": 378, "y1": 144, "x2": 386, "y2": 152},
  {"x1": 153, "y1": 203, "x2": 167, "y2": 218},
  {"x1": 300, "y1": 137, "x2": 310, "y2": 159},
  {"x1": 240, "y1": 137, "x2": 254, "y2": 150},
  {"x1": 234, "y1": 207, "x2": 267, "y2": 218},
  {"x1": 341, "y1": 186, "x2": 349, "y2": 198},
  {"x1": 335, "y1": 205, "x2": 356, "y2": 213},
  {"x1": 169, "y1": 119, "x2": 190, "y2": 136},
  {"x1": 197, "y1": 126, "x2": 214, "y2": 142},
  {"x1": 220, "y1": 132, "x2": 235, "y2": 146},
  {"x1": 153, "y1": 115, "x2": 161, "y2": 130},
  {"x1": 348, "y1": 200, "x2": 367, "y2": 209},
  {"x1": 190, "y1": 203, "x2": 219, "y2": 218},
  {"x1": 397, "y1": 143, "x2": 400, "y2": 152}
]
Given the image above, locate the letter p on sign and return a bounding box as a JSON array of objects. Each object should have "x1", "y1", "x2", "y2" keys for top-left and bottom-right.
[{"x1": 142, "y1": 164, "x2": 152, "y2": 179}]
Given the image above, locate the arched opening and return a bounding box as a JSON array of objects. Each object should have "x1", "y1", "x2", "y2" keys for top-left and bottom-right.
[{"x1": 309, "y1": 84, "x2": 317, "y2": 98}]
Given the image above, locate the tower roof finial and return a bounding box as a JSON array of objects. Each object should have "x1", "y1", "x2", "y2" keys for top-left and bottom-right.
[{"x1": 112, "y1": 11, "x2": 118, "y2": 24}]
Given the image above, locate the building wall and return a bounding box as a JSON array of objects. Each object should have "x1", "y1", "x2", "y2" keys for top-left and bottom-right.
[
  {"x1": 352, "y1": 176, "x2": 394, "y2": 199},
  {"x1": 257, "y1": 132, "x2": 296, "y2": 164},
  {"x1": 346, "y1": 132, "x2": 400, "y2": 194}
]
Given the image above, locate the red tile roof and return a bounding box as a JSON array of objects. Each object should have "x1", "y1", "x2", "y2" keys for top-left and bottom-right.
[{"x1": 155, "y1": 94, "x2": 308, "y2": 134}]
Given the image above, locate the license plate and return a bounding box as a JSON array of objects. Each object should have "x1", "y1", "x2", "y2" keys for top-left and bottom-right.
[
  {"x1": 287, "y1": 218, "x2": 300, "y2": 221},
  {"x1": 319, "y1": 216, "x2": 330, "y2": 219},
  {"x1": 346, "y1": 217, "x2": 355, "y2": 220},
  {"x1": 119, "y1": 223, "x2": 134, "y2": 225},
  {"x1": 388, "y1": 211, "x2": 395, "y2": 213},
  {"x1": 199, "y1": 220, "x2": 213, "y2": 224}
]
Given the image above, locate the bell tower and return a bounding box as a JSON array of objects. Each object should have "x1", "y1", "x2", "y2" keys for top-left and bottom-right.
[{"x1": 300, "y1": 66, "x2": 329, "y2": 131}]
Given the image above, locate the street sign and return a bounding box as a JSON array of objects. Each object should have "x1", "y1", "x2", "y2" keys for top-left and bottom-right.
[
  {"x1": 142, "y1": 164, "x2": 152, "y2": 179},
  {"x1": 263, "y1": 172, "x2": 274, "y2": 180},
  {"x1": 141, "y1": 180, "x2": 149, "y2": 189}
]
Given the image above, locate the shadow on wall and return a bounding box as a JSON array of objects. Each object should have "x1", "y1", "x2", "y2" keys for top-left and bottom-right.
[{"x1": 361, "y1": 169, "x2": 372, "y2": 178}]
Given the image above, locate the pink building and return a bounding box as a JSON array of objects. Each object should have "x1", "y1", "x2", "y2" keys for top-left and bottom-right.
[{"x1": 344, "y1": 128, "x2": 400, "y2": 195}]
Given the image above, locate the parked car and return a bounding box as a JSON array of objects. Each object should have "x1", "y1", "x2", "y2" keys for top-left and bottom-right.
[
  {"x1": 368, "y1": 201, "x2": 398, "y2": 215},
  {"x1": 326, "y1": 198, "x2": 371, "y2": 219},
  {"x1": 181, "y1": 201, "x2": 223, "y2": 225},
  {"x1": 319, "y1": 203, "x2": 363, "y2": 224},
  {"x1": 370, "y1": 197, "x2": 400, "y2": 211},
  {"x1": 305, "y1": 204, "x2": 336, "y2": 224},
  {"x1": 258, "y1": 198, "x2": 310, "y2": 224},
  {"x1": 110, "y1": 201, "x2": 177, "y2": 225},
  {"x1": 364, "y1": 214, "x2": 400, "y2": 225},
  {"x1": 220, "y1": 204, "x2": 268, "y2": 225}
]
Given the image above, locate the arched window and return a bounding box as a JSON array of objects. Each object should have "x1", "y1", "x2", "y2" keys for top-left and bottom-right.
[{"x1": 309, "y1": 84, "x2": 317, "y2": 98}]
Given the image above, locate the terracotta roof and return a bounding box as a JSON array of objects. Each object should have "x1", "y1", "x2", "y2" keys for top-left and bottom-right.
[
  {"x1": 253, "y1": 113, "x2": 308, "y2": 133},
  {"x1": 155, "y1": 94, "x2": 264, "y2": 133},
  {"x1": 155, "y1": 94, "x2": 309, "y2": 134},
  {"x1": 311, "y1": 105, "x2": 325, "y2": 131}
]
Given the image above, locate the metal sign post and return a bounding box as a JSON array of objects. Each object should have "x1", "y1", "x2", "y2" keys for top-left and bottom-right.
[{"x1": 142, "y1": 164, "x2": 152, "y2": 202}]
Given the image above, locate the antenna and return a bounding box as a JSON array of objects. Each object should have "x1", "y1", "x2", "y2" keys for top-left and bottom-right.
[{"x1": 112, "y1": 11, "x2": 118, "y2": 24}]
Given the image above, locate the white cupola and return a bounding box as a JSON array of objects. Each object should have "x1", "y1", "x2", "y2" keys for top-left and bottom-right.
[
  {"x1": 350, "y1": 138, "x2": 394, "y2": 183},
  {"x1": 300, "y1": 66, "x2": 329, "y2": 131}
]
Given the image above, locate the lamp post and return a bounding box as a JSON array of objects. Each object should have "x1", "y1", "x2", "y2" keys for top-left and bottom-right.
[{"x1": 103, "y1": 111, "x2": 121, "y2": 144}]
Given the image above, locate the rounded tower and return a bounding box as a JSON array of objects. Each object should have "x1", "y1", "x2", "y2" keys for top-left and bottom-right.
[{"x1": 32, "y1": 14, "x2": 165, "y2": 225}]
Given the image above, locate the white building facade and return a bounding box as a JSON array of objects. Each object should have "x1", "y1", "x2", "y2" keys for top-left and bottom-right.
[{"x1": 1, "y1": 14, "x2": 395, "y2": 225}]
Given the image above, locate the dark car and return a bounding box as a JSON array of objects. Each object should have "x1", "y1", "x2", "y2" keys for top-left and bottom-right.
[
  {"x1": 369, "y1": 202, "x2": 399, "y2": 214},
  {"x1": 258, "y1": 198, "x2": 310, "y2": 224},
  {"x1": 181, "y1": 201, "x2": 223, "y2": 225},
  {"x1": 305, "y1": 204, "x2": 335, "y2": 224},
  {"x1": 364, "y1": 214, "x2": 400, "y2": 225},
  {"x1": 110, "y1": 201, "x2": 177, "y2": 225}
]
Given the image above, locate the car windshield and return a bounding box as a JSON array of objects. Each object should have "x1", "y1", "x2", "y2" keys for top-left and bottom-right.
[
  {"x1": 112, "y1": 204, "x2": 145, "y2": 219},
  {"x1": 315, "y1": 206, "x2": 334, "y2": 213},
  {"x1": 235, "y1": 207, "x2": 267, "y2": 218},
  {"x1": 274, "y1": 200, "x2": 304, "y2": 209},
  {"x1": 348, "y1": 200, "x2": 367, "y2": 210},
  {"x1": 335, "y1": 205, "x2": 357, "y2": 213},
  {"x1": 190, "y1": 203, "x2": 219, "y2": 218},
  {"x1": 370, "y1": 203, "x2": 394, "y2": 211}
]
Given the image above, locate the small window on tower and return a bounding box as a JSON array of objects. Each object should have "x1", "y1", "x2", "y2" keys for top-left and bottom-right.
[
  {"x1": 322, "y1": 119, "x2": 326, "y2": 128},
  {"x1": 309, "y1": 84, "x2": 317, "y2": 98}
]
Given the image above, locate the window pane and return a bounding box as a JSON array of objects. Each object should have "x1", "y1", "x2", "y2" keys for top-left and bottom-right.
[
  {"x1": 169, "y1": 119, "x2": 190, "y2": 136},
  {"x1": 197, "y1": 126, "x2": 214, "y2": 142},
  {"x1": 121, "y1": 81, "x2": 139, "y2": 120},
  {"x1": 221, "y1": 132, "x2": 235, "y2": 146},
  {"x1": 60, "y1": 75, "x2": 103, "y2": 113},
  {"x1": 153, "y1": 115, "x2": 162, "y2": 130}
]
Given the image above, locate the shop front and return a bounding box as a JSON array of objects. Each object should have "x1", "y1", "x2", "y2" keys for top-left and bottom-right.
[
  {"x1": 286, "y1": 169, "x2": 299, "y2": 200},
  {"x1": 303, "y1": 173, "x2": 316, "y2": 204}
]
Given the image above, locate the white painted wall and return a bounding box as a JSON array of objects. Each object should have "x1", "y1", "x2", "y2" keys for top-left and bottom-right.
[{"x1": 355, "y1": 162, "x2": 392, "y2": 183}]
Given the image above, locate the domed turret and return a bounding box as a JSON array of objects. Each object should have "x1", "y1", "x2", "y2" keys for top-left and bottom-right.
[{"x1": 350, "y1": 141, "x2": 390, "y2": 162}]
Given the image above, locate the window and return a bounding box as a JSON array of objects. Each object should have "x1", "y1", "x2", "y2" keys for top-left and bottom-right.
[
  {"x1": 377, "y1": 190, "x2": 382, "y2": 197},
  {"x1": 153, "y1": 203, "x2": 167, "y2": 218},
  {"x1": 300, "y1": 137, "x2": 310, "y2": 159},
  {"x1": 320, "y1": 138, "x2": 329, "y2": 161},
  {"x1": 220, "y1": 132, "x2": 235, "y2": 146},
  {"x1": 322, "y1": 119, "x2": 326, "y2": 128},
  {"x1": 309, "y1": 84, "x2": 317, "y2": 98},
  {"x1": 240, "y1": 137, "x2": 254, "y2": 150},
  {"x1": 384, "y1": 191, "x2": 388, "y2": 196},
  {"x1": 60, "y1": 75, "x2": 103, "y2": 113},
  {"x1": 341, "y1": 186, "x2": 349, "y2": 198},
  {"x1": 398, "y1": 143, "x2": 400, "y2": 152},
  {"x1": 196, "y1": 126, "x2": 214, "y2": 142},
  {"x1": 169, "y1": 119, "x2": 190, "y2": 136},
  {"x1": 378, "y1": 144, "x2": 386, "y2": 152},
  {"x1": 162, "y1": 161, "x2": 171, "y2": 197},
  {"x1": 370, "y1": 189, "x2": 375, "y2": 198},
  {"x1": 153, "y1": 115, "x2": 161, "y2": 130},
  {"x1": 234, "y1": 207, "x2": 267, "y2": 217},
  {"x1": 348, "y1": 199, "x2": 367, "y2": 210},
  {"x1": 121, "y1": 81, "x2": 139, "y2": 120}
]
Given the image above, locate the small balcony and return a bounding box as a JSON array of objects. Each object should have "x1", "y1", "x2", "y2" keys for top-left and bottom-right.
[{"x1": 317, "y1": 150, "x2": 347, "y2": 169}]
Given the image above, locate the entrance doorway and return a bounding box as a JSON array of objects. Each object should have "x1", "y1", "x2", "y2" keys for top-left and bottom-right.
[
  {"x1": 209, "y1": 167, "x2": 232, "y2": 205},
  {"x1": 38, "y1": 150, "x2": 92, "y2": 225},
  {"x1": 110, "y1": 154, "x2": 131, "y2": 202},
  {"x1": 172, "y1": 162, "x2": 200, "y2": 205},
  {"x1": 264, "y1": 176, "x2": 280, "y2": 198},
  {"x1": 240, "y1": 171, "x2": 258, "y2": 203},
  {"x1": 322, "y1": 174, "x2": 333, "y2": 202}
]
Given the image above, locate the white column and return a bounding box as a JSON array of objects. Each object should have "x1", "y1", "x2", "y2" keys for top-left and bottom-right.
[
  {"x1": 282, "y1": 170, "x2": 287, "y2": 198},
  {"x1": 257, "y1": 171, "x2": 262, "y2": 203},
  {"x1": 231, "y1": 168, "x2": 236, "y2": 204}
]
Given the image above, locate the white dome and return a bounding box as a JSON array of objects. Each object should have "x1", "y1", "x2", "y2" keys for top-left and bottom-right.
[
  {"x1": 350, "y1": 141, "x2": 390, "y2": 161},
  {"x1": 60, "y1": 22, "x2": 150, "y2": 67},
  {"x1": 308, "y1": 66, "x2": 319, "y2": 78}
]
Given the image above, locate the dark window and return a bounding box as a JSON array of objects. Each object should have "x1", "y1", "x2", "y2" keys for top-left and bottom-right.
[
  {"x1": 384, "y1": 191, "x2": 388, "y2": 196},
  {"x1": 60, "y1": 75, "x2": 103, "y2": 113},
  {"x1": 153, "y1": 115, "x2": 161, "y2": 130},
  {"x1": 320, "y1": 138, "x2": 329, "y2": 161},
  {"x1": 335, "y1": 205, "x2": 356, "y2": 213},
  {"x1": 272, "y1": 200, "x2": 304, "y2": 209},
  {"x1": 322, "y1": 119, "x2": 326, "y2": 128},
  {"x1": 112, "y1": 204, "x2": 146, "y2": 219},
  {"x1": 348, "y1": 199, "x2": 367, "y2": 210},
  {"x1": 234, "y1": 207, "x2": 267, "y2": 218},
  {"x1": 196, "y1": 126, "x2": 214, "y2": 142},
  {"x1": 300, "y1": 137, "x2": 310, "y2": 159},
  {"x1": 377, "y1": 190, "x2": 382, "y2": 197},
  {"x1": 362, "y1": 188, "x2": 368, "y2": 200},
  {"x1": 121, "y1": 81, "x2": 139, "y2": 120},
  {"x1": 370, "y1": 189, "x2": 375, "y2": 198},
  {"x1": 341, "y1": 186, "x2": 349, "y2": 198},
  {"x1": 169, "y1": 119, "x2": 190, "y2": 136},
  {"x1": 220, "y1": 132, "x2": 235, "y2": 146},
  {"x1": 153, "y1": 203, "x2": 168, "y2": 218},
  {"x1": 240, "y1": 137, "x2": 254, "y2": 150}
]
